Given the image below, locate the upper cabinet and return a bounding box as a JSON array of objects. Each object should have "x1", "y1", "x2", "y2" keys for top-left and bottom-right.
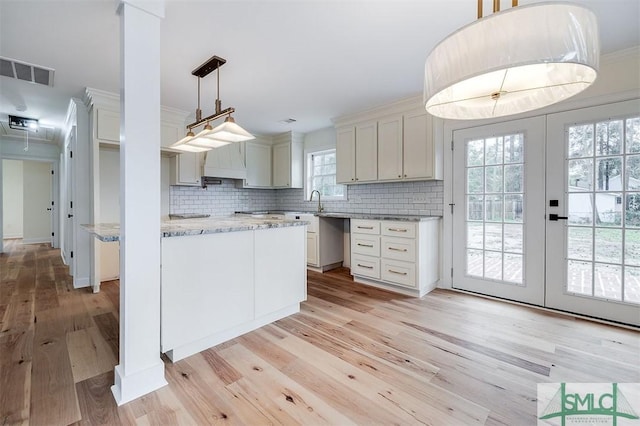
[
  {"x1": 403, "y1": 110, "x2": 441, "y2": 180},
  {"x1": 170, "y1": 152, "x2": 201, "y2": 186},
  {"x1": 238, "y1": 139, "x2": 272, "y2": 188},
  {"x1": 272, "y1": 131, "x2": 304, "y2": 188},
  {"x1": 84, "y1": 88, "x2": 190, "y2": 151},
  {"x1": 334, "y1": 97, "x2": 443, "y2": 184},
  {"x1": 236, "y1": 131, "x2": 304, "y2": 189},
  {"x1": 336, "y1": 122, "x2": 378, "y2": 184}
]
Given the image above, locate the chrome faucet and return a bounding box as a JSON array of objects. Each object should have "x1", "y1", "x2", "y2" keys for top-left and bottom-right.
[{"x1": 309, "y1": 190, "x2": 323, "y2": 212}]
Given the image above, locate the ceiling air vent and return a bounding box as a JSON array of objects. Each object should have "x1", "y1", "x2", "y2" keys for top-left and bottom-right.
[{"x1": 0, "y1": 56, "x2": 54, "y2": 87}]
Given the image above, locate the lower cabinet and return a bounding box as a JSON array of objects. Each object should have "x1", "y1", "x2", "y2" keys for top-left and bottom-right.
[
  {"x1": 160, "y1": 226, "x2": 306, "y2": 362},
  {"x1": 350, "y1": 218, "x2": 440, "y2": 296}
]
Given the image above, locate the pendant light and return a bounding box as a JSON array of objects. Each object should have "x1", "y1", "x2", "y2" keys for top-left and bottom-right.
[
  {"x1": 171, "y1": 55, "x2": 254, "y2": 152},
  {"x1": 170, "y1": 77, "x2": 211, "y2": 152},
  {"x1": 424, "y1": 1, "x2": 599, "y2": 120}
]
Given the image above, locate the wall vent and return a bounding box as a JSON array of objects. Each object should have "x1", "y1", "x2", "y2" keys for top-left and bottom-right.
[{"x1": 0, "y1": 56, "x2": 54, "y2": 87}]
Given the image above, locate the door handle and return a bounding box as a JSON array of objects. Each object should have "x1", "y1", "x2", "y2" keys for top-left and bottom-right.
[
  {"x1": 549, "y1": 214, "x2": 568, "y2": 221},
  {"x1": 68, "y1": 214, "x2": 74, "y2": 218}
]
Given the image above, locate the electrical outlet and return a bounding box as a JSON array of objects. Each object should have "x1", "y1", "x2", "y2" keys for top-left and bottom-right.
[{"x1": 412, "y1": 194, "x2": 428, "y2": 203}]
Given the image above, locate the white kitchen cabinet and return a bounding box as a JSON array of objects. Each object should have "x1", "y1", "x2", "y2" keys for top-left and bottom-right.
[
  {"x1": 161, "y1": 122, "x2": 181, "y2": 149},
  {"x1": 334, "y1": 97, "x2": 443, "y2": 184},
  {"x1": 96, "y1": 108, "x2": 120, "y2": 144},
  {"x1": 306, "y1": 232, "x2": 318, "y2": 267},
  {"x1": 355, "y1": 121, "x2": 378, "y2": 182},
  {"x1": 350, "y1": 218, "x2": 440, "y2": 296},
  {"x1": 336, "y1": 126, "x2": 355, "y2": 184},
  {"x1": 239, "y1": 141, "x2": 272, "y2": 188},
  {"x1": 377, "y1": 115, "x2": 403, "y2": 180},
  {"x1": 92, "y1": 106, "x2": 187, "y2": 152},
  {"x1": 336, "y1": 123, "x2": 377, "y2": 183},
  {"x1": 272, "y1": 132, "x2": 304, "y2": 188},
  {"x1": 403, "y1": 110, "x2": 442, "y2": 180},
  {"x1": 161, "y1": 225, "x2": 306, "y2": 362},
  {"x1": 170, "y1": 152, "x2": 201, "y2": 186}
]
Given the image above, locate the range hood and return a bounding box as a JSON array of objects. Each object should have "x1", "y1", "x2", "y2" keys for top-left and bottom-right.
[{"x1": 201, "y1": 142, "x2": 247, "y2": 180}]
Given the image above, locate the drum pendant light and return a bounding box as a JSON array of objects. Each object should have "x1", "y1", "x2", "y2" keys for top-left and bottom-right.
[{"x1": 424, "y1": 1, "x2": 600, "y2": 120}]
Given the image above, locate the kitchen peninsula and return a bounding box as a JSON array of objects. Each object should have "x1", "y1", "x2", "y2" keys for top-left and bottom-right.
[{"x1": 84, "y1": 216, "x2": 308, "y2": 362}]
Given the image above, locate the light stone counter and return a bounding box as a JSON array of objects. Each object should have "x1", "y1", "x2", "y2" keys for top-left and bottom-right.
[{"x1": 82, "y1": 216, "x2": 309, "y2": 242}]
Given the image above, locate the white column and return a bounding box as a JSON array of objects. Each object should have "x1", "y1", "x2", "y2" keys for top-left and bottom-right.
[{"x1": 112, "y1": 0, "x2": 167, "y2": 406}]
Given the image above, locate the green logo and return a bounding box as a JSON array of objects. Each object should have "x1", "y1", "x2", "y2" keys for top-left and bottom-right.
[{"x1": 538, "y1": 383, "x2": 639, "y2": 426}]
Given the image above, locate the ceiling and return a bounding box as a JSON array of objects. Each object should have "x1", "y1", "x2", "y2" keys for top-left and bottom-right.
[{"x1": 0, "y1": 0, "x2": 639, "y2": 144}]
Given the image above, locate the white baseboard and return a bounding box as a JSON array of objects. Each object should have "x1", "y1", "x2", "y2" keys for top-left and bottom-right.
[
  {"x1": 22, "y1": 237, "x2": 50, "y2": 244},
  {"x1": 111, "y1": 363, "x2": 167, "y2": 406},
  {"x1": 2, "y1": 234, "x2": 23, "y2": 239}
]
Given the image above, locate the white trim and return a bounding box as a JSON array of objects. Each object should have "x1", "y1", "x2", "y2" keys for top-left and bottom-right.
[
  {"x1": 22, "y1": 238, "x2": 51, "y2": 245},
  {"x1": 111, "y1": 362, "x2": 167, "y2": 406}
]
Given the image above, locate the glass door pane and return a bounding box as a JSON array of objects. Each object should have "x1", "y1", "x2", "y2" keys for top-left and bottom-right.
[
  {"x1": 453, "y1": 117, "x2": 545, "y2": 306},
  {"x1": 546, "y1": 99, "x2": 640, "y2": 326}
]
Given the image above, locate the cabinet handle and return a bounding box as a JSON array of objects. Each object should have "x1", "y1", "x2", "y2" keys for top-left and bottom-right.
[
  {"x1": 388, "y1": 228, "x2": 407, "y2": 232},
  {"x1": 388, "y1": 269, "x2": 407, "y2": 275},
  {"x1": 357, "y1": 243, "x2": 373, "y2": 248},
  {"x1": 388, "y1": 247, "x2": 407, "y2": 252},
  {"x1": 357, "y1": 264, "x2": 374, "y2": 269},
  {"x1": 357, "y1": 226, "x2": 374, "y2": 230}
]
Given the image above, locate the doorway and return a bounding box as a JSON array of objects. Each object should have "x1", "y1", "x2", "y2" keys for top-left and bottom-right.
[
  {"x1": 2, "y1": 159, "x2": 55, "y2": 248},
  {"x1": 452, "y1": 100, "x2": 640, "y2": 326}
]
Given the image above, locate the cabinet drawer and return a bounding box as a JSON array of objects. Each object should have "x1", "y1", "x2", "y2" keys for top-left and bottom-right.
[
  {"x1": 351, "y1": 219, "x2": 380, "y2": 235},
  {"x1": 351, "y1": 255, "x2": 380, "y2": 279},
  {"x1": 381, "y1": 221, "x2": 416, "y2": 238},
  {"x1": 381, "y1": 259, "x2": 416, "y2": 288},
  {"x1": 352, "y1": 235, "x2": 380, "y2": 257},
  {"x1": 381, "y1": 236, "x2": 415, "y2": 262}
]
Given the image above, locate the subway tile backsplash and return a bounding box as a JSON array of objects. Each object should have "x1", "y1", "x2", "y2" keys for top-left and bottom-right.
[{"x1": 170, "y1": 180, "x2": 444, "y2": 217}]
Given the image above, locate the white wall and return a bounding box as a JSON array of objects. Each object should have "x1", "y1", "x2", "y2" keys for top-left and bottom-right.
[
  {"x1": 2, "y1": 159, "x2": 23, "y2": 238},
  {"x1": 304, "y1": 127, "x2": 336, "y2": 152},
  {"x1": 22, "y1": 161, "x2": 52, "y2": 244}
]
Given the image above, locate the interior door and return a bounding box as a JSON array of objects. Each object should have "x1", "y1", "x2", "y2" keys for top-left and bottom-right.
[
  {"x1": 546, "y1": 99, "x2": 640, "y2": 326},
  {"x1": 63, "y1": 129, "x2": 75, "y2": 269},
  {"x1": 452, "y1": 117, "x2": 546, "y2": 305}
]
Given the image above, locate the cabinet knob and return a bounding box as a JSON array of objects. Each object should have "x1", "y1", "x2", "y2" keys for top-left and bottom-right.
[
  {"x1": 404, "y1": 174, "x2": 407, "y2": 178},
  {"x1": 398, "y1": 175, "x2": 401, "y2": 178}
]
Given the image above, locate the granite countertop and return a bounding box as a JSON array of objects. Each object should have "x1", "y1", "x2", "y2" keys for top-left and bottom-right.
[
  {"x1": 235, "y1": 210, "x2": 442, "y2": 222},
  {"x1": 316, "y1": 212, "x2": 441, "y2": 221},
  {"x1": 82, "y1": 216, "x2": 309, "y2": 242}
]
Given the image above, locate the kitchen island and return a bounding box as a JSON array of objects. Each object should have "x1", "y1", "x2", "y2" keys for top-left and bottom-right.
[{"x1": 84, "y1": 216, "x2": 308, "y2": 362}]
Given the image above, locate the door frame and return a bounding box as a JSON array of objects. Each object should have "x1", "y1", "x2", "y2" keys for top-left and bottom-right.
[
  {"x1": 443, "y1": 90, "x2": 640, "y2": 292},
  {"x1": 0, "y1": 155, "x2": 60, "y2": 251},
  {"x1": 545, "y1": 99, "x2": 640, "y2": 326},
  {"x1": 451, "y1": 116, "x2": 546, "y2": 306}
]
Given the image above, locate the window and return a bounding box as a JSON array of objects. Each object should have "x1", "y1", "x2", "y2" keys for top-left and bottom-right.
[{"x1": 306, "y1": 149, "x2": 345, "y2": 200}]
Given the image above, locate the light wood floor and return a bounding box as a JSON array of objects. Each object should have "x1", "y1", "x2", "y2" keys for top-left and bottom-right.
[{"x1": 1, "y1": 240, "x2": 639, "y2": 425}]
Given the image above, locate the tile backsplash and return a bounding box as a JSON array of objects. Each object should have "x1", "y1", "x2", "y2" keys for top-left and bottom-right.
[{"x1": 170, "y1": 180, "x2": 444, "y2": 217}]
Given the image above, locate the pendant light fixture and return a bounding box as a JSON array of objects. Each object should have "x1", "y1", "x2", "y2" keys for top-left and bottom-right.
[
  {"x1": 171, "y1": 55, "x2": 254, "y2": 152},
  {"x1": 424, "y1": 1, "x2": 599, "y2": 120}
]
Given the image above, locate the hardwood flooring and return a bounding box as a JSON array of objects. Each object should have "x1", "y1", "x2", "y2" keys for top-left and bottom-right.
[{"x1": 1, "y1": 240, "x2": 639, "y2": 425}]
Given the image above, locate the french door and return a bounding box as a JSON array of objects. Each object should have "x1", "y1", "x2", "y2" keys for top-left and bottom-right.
[
  {"x1": 546, "y1": 100, "x2": 640, "y2": 326},
  {"x1": 452, "y1": 100, "x2": 640, "y2": 326},
  {"x1": 452, "y1": 117, "x2": 546, "y2": 306}
]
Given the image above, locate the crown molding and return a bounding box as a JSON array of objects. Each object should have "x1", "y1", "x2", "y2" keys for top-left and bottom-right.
[
  {"x1": 601, "y1": 45, "x2": 640, "y2": 65},
  {"x1": 83, "y1": 87, "x2": 191, "y2": 126},
  {"x1": 332, "y1": 95, "x2": 424, "y2": 128}
]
